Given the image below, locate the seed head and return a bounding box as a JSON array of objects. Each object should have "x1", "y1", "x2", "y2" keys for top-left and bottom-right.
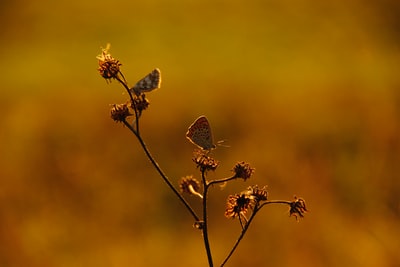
[
  {"x1": 289, "y1": 196, "x2": 308, "y2": 221},
  {"x1": 97, "y1": 44, "x2": 122, "y2": 82},
  {"x1": 232, "y1": 161, "x2": 254, "y2": 181},
  {"x1": 131, "y1": 94, "x2": 150, "y2": 114},
  {"x1": 192, "y1": 150, "x2": 219, "y2": 173},
  {"x1": 179, "y1": 176, "x2": 202, "y2": 197},
  {"x1": 224, "y1": 193, "x2": 253, "y2": 219},
  {"x1": 247, "y1": 185, "x2": 268, "y2": 202},
  {"x1": 110, "y1": 103, "x2": 131, "y2": 122}
]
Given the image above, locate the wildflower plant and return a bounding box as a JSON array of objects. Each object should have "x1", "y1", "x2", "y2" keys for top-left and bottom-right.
[{"x1": 97, "y1": 44, "x2": 308, "y2": 267}]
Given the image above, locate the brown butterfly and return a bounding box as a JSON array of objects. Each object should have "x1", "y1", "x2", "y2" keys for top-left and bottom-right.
[
  {"x1": 186, "y1": 116, "x2": 216, "y2": 151},
  {"x1": 130, "y1": 68, "x2": 161, "y2": 95}
]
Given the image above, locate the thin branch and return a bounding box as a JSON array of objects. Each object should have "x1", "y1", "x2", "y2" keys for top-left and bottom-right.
[
  {"x1": 220, "y1": 206, "x2": 258, "y2": 267},
  {"x1": 207, "y1": 175, "x2": 237, "y2": 187},
  {"x1": 220, "y1": 200, "x2": 292, "y2": 267},
  {"x1": 202, "y1": 171, "x2": 214, "y2": 267},
  {"x1": 259, "y1": 200, "x2": 292, "y2": 209},
  {"x1": 122, "y1": 120, "x2": 200, "y2": 222},
  {"x1": 115, "y1": 75, "x2": 140, "y2": 132},
  {"x1": 115, "y1": 75, "x2": 134, "y2": 103}
]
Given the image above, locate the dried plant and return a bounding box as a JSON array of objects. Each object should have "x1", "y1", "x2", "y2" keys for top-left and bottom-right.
[{"x1": 97, "y1": 44, "x2": 308, "y2": 267}]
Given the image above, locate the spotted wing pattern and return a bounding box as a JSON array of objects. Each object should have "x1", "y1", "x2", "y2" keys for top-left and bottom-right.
[
  {"x1": 186, "y1": 116, "x2": 216, "y2": 151},
  {"x1": 130, "y1": 68, "x2": 161, "y2": 95}
]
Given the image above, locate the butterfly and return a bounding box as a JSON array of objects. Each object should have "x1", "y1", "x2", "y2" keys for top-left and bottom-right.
[
  {"x1": 130, "y1": 68, "x2": 161, "y2": 95},
  {"x1": 186, "y1": 116, "x2": 216, "y2": 151}
]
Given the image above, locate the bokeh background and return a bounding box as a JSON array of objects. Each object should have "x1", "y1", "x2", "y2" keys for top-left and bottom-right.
[{"x1": 1, "y1": 0, "x2": 399, "y2": 266}]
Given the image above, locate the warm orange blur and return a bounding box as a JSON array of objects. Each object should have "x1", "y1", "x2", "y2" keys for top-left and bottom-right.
[{"x1": 1, "y1": 0, "x2": 399, "y2": 266}]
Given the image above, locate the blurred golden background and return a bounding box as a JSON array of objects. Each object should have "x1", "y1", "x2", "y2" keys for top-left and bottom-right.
[{"x1": 1, "y1": 0, "x2": 399, "y2": 266}]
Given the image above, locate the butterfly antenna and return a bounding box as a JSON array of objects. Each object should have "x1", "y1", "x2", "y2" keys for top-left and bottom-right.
[{"x1": 217, "y1": 139, "x2": 230, "y2": 148}]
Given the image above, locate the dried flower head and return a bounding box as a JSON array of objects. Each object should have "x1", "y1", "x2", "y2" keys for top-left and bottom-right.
[
  {"x1": 131, "y1": 94, "x2": 150, "y2": 114},
  {"x1": 192, "y1": 150, "x2": 219, "y2": 173},
  {"x1": 97, "y1": 44, "x2": 122, "y2": 82},
  {"x1": 232, "y1": 161, "x2": 254, "y2": 181},
  {"x1": 289, "y1": 196, "x2": 308, "y2": 221},
  {"x1": 225, "y1": 193, "x2": 253, "y2": 219},
  {"x1": 110, "y1": 103, "x2": 132, "y2": 122},
  {"x1": 247, "y1": 185, "x2": 268, "y2": 203},
  {"x1": 179, "y1": 176, "x2": 202, "y2": 198}
]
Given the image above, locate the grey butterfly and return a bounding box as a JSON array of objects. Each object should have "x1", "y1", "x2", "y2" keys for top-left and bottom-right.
[{"x1": 130, "y1": 68, "x2": 161, "y2": 95}]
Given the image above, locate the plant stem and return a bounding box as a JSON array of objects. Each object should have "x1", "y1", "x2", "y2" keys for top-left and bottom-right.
[
  {"x1": 123, "y1": 120, "x2": 200, "y2": 222},
  {"x1": 115, "y1": 75, "x2": 140, "y2": 131},
  {"x1": 202, "y1": 171, "x2": 214, "y2": 267},
  {"x1": 207, "y1": 175, "x2": 237, "y2": 187},
  {"x1": 220, "y1": 207, "x2": 257, "y2": 267},
  {"x1": 220, "y1": 200, "x2": 292, "y2": 266}
]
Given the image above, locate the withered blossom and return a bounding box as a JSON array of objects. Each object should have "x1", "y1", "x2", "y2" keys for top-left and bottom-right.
[
  {"x1": 289, "y1": 196, "x2": 307, "y2": 220},
  {"x1": 97, "y1": 45, "x2": 122, "y2": 82},
  {"x1": 179, "y1": 176, "x2": 202, "y2": 197},
  {"x1": 192, "y1": 150, "x2": 219, "y2": 173},
  {"x1": 247, "y1": 185, "x2": 268, "y2": 202},
  {"x1": 110, "y1": 103, "x2": 131, "y2": 122},
  {"x1": 232, "y1": 161, "x2": 254, "y2": 181},
  {"x1": 131, "y1": 94, "x2": 150, "y2": 114},
  {"x1": 225, "y1": 193, "x2": 253, "y2": 219}
]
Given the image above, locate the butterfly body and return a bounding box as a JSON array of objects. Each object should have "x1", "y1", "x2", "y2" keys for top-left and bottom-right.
[
  {"x1": 130, "y1": 68, "x2": 161, "y2": 95},
  {"x1": 186, "y1": 116, "x2": 216, "y2": 151}
]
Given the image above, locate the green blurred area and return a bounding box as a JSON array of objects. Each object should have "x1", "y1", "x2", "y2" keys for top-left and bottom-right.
[{"x1": 1, "y1": 0, "x2": 399, "y2": 266}]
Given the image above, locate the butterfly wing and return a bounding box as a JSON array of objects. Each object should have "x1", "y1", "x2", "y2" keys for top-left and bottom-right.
[
  {"x1": 186, "y1": 116, "x2": 216, "y2": 151},
  {"x1": 130, "y1": 68, "x2": 161, "y2": 95}
]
